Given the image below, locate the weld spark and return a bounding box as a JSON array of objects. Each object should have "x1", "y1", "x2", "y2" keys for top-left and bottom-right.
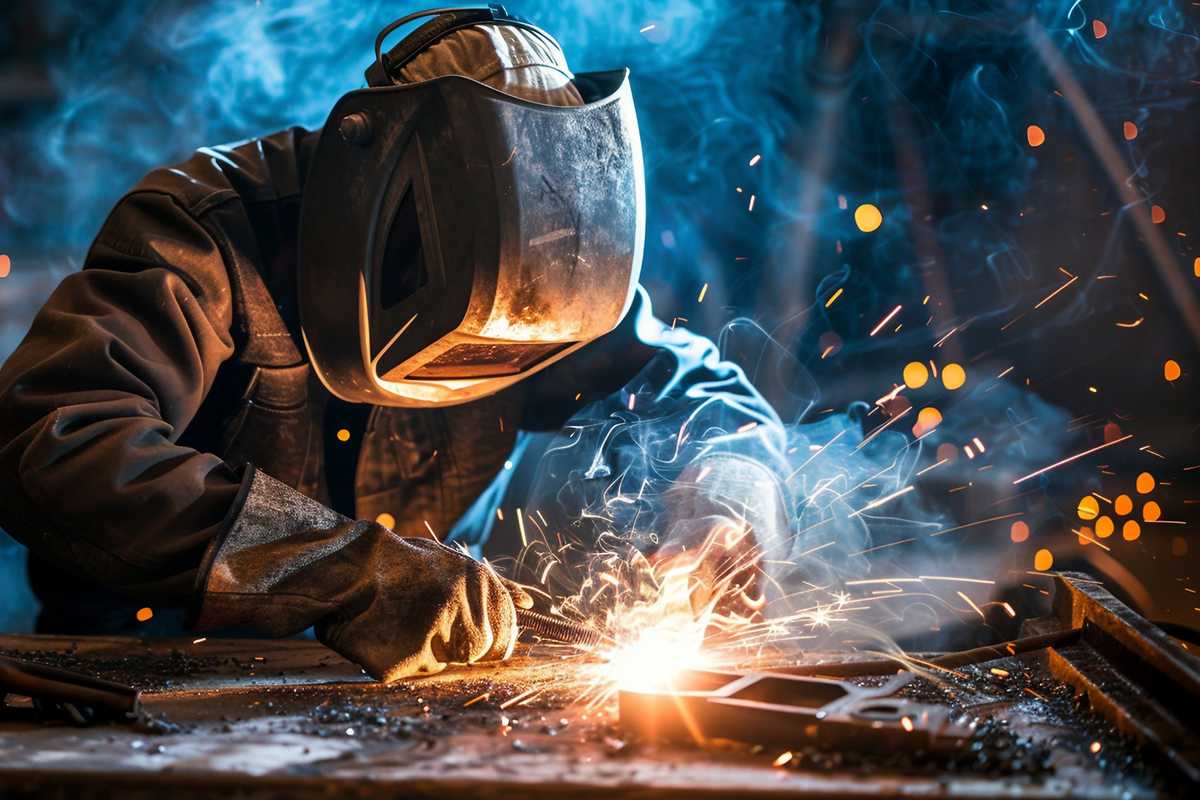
[{"x1": 1012, "y1": 434, "x2": 1134, "y2": 484}]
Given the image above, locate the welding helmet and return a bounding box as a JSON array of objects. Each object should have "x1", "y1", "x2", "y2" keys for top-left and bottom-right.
[{"x1": 299, "y1": 5, "x2": 645, "y2": 407}]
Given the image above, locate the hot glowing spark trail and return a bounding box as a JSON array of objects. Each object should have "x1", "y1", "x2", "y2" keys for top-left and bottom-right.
[{"x1": 1012, "y1": 435, "x2": 1134, "y2": 484}]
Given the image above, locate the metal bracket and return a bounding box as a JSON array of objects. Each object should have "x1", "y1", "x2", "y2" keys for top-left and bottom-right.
[
  {"x1": 619, "y1": 669, "x2": 971, "y2": 754},
  {"x1": 618, "y1": 571, "x2": 1200, "y2": 781}
]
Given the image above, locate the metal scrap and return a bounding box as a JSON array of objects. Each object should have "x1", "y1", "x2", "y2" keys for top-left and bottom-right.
[{"x1": 0, "y1": 654, "x2": 140, "y2": 725}]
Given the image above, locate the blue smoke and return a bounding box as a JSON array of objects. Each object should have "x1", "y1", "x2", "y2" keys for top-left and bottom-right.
[
  {"x1": 6, "y1": 0, "x2": 1196, "y2": 326},
  {"x1": 1, "y1": 0, "x2": 1198, "y2": 633}
]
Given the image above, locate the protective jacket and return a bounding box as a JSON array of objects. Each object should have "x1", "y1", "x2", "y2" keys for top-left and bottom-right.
[{"x1": 0, "y1": 129, "x2": 782, "y2": 635}]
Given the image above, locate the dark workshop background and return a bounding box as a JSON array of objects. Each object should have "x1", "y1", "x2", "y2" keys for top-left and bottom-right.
[{"x1": 1, "y1": 1, "x2": 1197, "y2": 635}]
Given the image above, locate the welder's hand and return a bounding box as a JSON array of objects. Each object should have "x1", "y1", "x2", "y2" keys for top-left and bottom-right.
[
  {"x1": 195, "y1": 470, "x2": 534, "y2": 682},
  {"x1": 317, "y1": 536, "x2": 533, "y2": 681},
  {"x1": 651, "y1": 453, "x2": 789, "y2": 621},
  {"x1": 319, "y1": 538, "x2": 530, "y2": 679},
  {"x1": 652, "y1": 517, "x2": 764, "y2": 619}
]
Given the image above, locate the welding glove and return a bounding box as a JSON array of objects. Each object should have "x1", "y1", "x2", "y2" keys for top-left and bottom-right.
[
  {"x1": 652, "y1": 453, "x2": 792, "y2": 620},
  {"x1": 195, "y1": 469, "x2": 533, "y2": 681}
]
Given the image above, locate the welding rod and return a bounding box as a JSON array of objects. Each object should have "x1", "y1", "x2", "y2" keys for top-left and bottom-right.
[
  {"x1": 774, "y1": 627, "x2": 1083, "y2": 678},
  {"x1": 516, "y1": 608, "x2": 608, "y2": 648}
]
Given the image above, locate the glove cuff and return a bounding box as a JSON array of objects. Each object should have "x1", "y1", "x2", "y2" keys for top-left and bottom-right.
[{"x1": 192, "y1": 467, "x2": 350, "y2": 633}]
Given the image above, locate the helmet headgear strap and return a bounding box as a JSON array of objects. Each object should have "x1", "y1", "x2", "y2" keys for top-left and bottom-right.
[{"x1": 366, "y1": 4, "x2": 555, "y2": 87}]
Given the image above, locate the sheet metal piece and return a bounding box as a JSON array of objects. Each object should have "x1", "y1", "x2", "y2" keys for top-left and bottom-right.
[{"x1": 619, "y1": 669, "x2": 971, "y2": 754}]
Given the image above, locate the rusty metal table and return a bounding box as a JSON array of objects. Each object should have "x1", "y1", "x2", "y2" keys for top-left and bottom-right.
[{"x1": 0, "y1": 627, "x2": 1175, "y2": 799}]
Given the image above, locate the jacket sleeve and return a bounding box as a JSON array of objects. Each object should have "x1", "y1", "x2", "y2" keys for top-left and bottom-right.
[
  {"x1": 503, "y1": 286, "x2": 792, "y2": 564},
  {"x1": 0, "y1": 190, "x2": 244, "y2": 600},
  {"x1": 522, "y1": 285, "x2": 786, "y2": 456}
]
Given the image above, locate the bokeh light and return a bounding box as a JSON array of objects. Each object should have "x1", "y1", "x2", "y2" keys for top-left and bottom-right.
[
  {"x1": 854, "y1": 203, "x2": 883, "y2": 233},
  {"x1": 912, "y1": 407, "x2": 942, "y2": 436},
  {"x1": 1034, "y1": 548, "x2": 1053, "y2": 571},
  {"x1": 941, "y1": 363, "x2": 966, "y2": 391},
  {"x1": 1076, "y1": 495, "x2": 1100, "y2": 521},
  {"x1": 902, "y1": 361, "x2": 929, "y2": 389}
]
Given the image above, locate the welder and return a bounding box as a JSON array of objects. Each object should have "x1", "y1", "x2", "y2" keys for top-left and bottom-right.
[{"x1": 0, "y1": 6, "x2": 786, "y2": 681}]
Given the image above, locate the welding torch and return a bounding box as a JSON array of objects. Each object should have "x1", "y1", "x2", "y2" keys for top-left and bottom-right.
[{"x1": 515, "y1": 608, "x2": 608, "y2": 648}]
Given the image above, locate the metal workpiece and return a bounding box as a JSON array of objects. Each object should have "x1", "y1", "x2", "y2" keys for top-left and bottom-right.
[
  {"x1": 614, "y1": 571, "x2": 1200, "y2": 783},
  {"x1": 1023, "y1": 571, "x2": 1200, "y2": 787},
  {"x1": 619, "y1": 669, "x2": 971, "y2": 755}
]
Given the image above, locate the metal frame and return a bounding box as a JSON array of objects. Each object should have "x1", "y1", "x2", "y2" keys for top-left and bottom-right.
[{"x1": 619, "y1": 669, "x2": 971, "y2": 754}]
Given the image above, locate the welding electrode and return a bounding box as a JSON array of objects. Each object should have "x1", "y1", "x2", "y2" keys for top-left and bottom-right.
[{"x1": 515, "y1": 609, "x2": 606, "y2": 647}]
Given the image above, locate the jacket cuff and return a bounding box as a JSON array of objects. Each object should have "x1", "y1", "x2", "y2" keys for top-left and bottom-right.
[{"x1": 192, "y1": 467, "x2": 348, "y2": 630}]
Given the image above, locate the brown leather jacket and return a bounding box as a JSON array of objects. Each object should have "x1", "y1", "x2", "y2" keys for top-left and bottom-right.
[
  {"x1": 0, "y1": 128, "x2": 652, "y2": 633},
  {"x1": 0, "y1": 127, "x2": 669, "y2": 633}
]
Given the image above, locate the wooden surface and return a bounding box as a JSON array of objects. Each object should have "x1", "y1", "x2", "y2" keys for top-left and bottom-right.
[{"x1": 0, "y1": 633, "x2": 1162, "y2": 799}]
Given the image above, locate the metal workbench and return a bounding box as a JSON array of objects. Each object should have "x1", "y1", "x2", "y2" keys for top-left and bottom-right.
[{"x1": 0, "y1": 573, "x2": 1192, "y2": 798}]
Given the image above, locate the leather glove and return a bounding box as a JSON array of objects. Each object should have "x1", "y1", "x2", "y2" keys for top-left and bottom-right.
[
  {"x1": 195, "y1": 469, "x2": 532, "y2": 681},
  {"x1": 651, "y1": 453, "x2": 792, "y2": 621},
  {"x1": 651, "y1": 515, "x2": 762, "y2": 619}
]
